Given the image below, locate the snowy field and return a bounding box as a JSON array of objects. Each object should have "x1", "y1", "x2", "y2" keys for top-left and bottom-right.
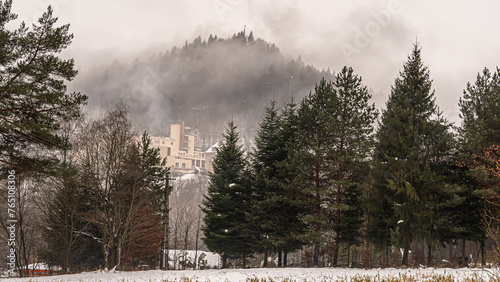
[{"x1": 7, "y1": 267, "x2": 496, "y2": 282}]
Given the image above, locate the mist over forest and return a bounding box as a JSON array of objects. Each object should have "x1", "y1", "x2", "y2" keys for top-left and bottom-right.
[{"x1": 70, "y1": 31, "x2": 336, "y2": 149}]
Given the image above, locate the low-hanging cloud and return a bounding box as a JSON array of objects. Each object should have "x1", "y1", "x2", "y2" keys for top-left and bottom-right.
[{"x1": 11, "y1": 0, "x2": 500, "y2": 128}]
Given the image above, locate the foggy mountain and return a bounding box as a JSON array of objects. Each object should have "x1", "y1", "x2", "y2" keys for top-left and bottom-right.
[{"x1": 71, "y1": 30, "x2": 334, "y2": 149}]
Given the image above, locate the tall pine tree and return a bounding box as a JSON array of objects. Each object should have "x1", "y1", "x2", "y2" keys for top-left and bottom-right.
[
  {"x1": 418, "y1": 112, "x2": 483, "y2": 265},
  {"x1": 291, "y1": 69, "x2": 377, "y2": 266},
  {"x1": 372, "y1": 43, "x2": 440, "y2": 266},
  {"x1": 459, "y1": 67, "x2": 500, "y2": 155},
  {"x1": 292, "y1": 78, "x2": 338, "y2": 266},
  {"x1": 458, "y1": 67, "x2": 500, "y2": 264},
  {"x1": 202, "y1": 120, "x2": 253, "y2": 268},
  {"x1": 0, "y1": 1, "x2": 87, "y2": 174},
  {"x1": 328, "y1": 67, "x2": 378, "y2": 265},
  {"x1": 251, "y1": 99, "x2": 307, "y2": 267}
]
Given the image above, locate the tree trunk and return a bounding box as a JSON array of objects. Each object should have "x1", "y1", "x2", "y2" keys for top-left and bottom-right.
[
  {"x1": 117, "y1": 244, "x2": 122, "y2": 269},
  {"x1": 160, "y1": 175, "x2": 172, "y2": 270},
  {"x1": 62, "y1": 259, "x2": 68, "y2": 275},
  {"x1": 347, "y1": 245, "x2": 351, "y2": 267},
  {"x1": 103, "y1": 234, "x2": 110, "y2": 270},
  {"x1": 194, "y1": 214, "x2": 201, "y2": 269},
  {"x1": 222, "y1": 255, "x2": 227, "y2": 269},
  {"x1": 110, "y1": 245, "x2": 117, "y2": 269},
  {"x1": 278, "y1": 248, "x2": 282, "y2": 267},
  {"x1": 462, "y1": 239, "x2": 466, "y2": 261},
  {"x1": 427, "y1": 244, "x2": 432, "y2": 266},
  {"x1": 313, "y1": 244, "x2": 320, "y2": 266},
  {"x1": 384, "y1": 244, "x2": 388, "y2": 267},
  {"x1": 334, "y1": 153, "x2": 343, "y2": 267},
  {"x1": 283, "y1": 249, "x2": 288, "y2": 267},
  {"x1": 402, "y1": 246, "x2": 409, "y2": 267},
  {"x1": 333, "y1": 238, "x2": 339, "y2": 266},
  {"x1": 183, "y1": 224, "x2": 189, "y2": 270},
  {"x1": 481, "y1": 240, "x2": 485, "y2": 266},
  {"x1": 448, "y1": 243, "x2": 453, "y2": 263},
  {"x1": 263, "y1": 249, "x2": 268, "y2": 267}
]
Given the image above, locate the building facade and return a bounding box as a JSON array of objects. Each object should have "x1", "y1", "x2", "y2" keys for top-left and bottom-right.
[{"x1": 150, "y1": 121, "x2": 216, "y2": 175}]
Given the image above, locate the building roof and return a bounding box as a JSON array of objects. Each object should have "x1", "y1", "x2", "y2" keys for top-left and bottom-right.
[{"x1": 205, "y1": 141, "x2": 221, "y2": 153}]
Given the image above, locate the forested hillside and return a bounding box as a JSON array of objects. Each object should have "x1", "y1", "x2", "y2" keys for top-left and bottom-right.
[{"x1": 72, "y1": 31, "x2": 333, "y2": 148}]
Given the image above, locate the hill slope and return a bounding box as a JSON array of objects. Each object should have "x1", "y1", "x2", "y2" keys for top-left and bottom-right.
[{"x1": 72, "y1": 31, "x2": 333, "y2": 149}]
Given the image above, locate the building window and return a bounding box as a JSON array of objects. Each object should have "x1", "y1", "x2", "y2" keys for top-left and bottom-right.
[
  {"x1": 192, "y1": 160, "x2": 195, "y2": 167},
  {"x1": 182, "y1": 163, "x2": 186, "y2": 169},
  {"x1": 175, "y1": 163, "x2": 179, "y2": 168},
  {"x1": 196, "y1": 160, "x2": 200, "y2": 167},
  {"x1": 184, "y1": 136, "x2": 189, "y2": 141},
  {"x1": 202, "y1": 160, "x2": 205, "y2": 168},
  {"x1": 167, "y1": 147, "x2": 171, "y2": 156},
  {"x1": 162, "y1": 141, "x2": 165, "y2": 145}
]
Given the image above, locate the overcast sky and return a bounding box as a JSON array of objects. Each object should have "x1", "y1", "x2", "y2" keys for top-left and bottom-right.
[{"x1": 11, "y1": 0, "x2": 500, "y2": 124}]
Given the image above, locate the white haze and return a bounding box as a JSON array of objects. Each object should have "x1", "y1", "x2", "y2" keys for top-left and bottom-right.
[{"x1": 11, "y1": 0, "x2": 500, "y2": 125}]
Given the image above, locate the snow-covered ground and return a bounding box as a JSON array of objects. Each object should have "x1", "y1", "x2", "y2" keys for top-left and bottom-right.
[{"x1": 6, "y1": 267, "x2": 495, "y2": 281}]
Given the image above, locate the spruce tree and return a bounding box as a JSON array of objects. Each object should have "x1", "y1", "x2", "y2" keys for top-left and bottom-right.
[
  {"x1": 277, "y1": 98, "x2": 309, "y2": 265},
  {"x1": 137, "y1": 132, "x2": 169, "y2": 214},
  {"x1": 250, "y1": 100, "x2": 281, "y2": 262},
  {"x1": 251, "y1": 99, "x2": 306, "y2": 266},
  {"x1": 418, "y1": 112, "x2": 483, "y2": 264},
  {"x1": 372, "y1": 43, "x2": 439, "y2": 266},
  {"x1": 202, "y1": 120, "x2": 253, "y2": 268},
  {"x1": 137, "y1": 132, "x2": 169, "y2": 267}
]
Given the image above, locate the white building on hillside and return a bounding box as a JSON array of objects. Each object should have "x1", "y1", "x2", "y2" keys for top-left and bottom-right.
[{"x1": 149, "y1": 121, "x2": 217, "y2": 175}]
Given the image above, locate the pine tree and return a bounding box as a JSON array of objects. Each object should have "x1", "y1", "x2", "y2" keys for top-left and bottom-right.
[
  {"x1": 328, "y1": 67, "x2": 378, "y2": 265},
  {"x1": 459, "y1": 67, "x2": 500, "y2": 155},
  {"x1": 251, "y1": 100, "x2": 283, "y2": 263},
  {"x1": 0, "y1": 1, "x2": 87, "y2": 174},
  {"x1": 458, "y1": 67, "x2": 500, "y2": 264},
  {"x1": 434, "y1": 162, "x2": 484, "y2": 260},
  {"x1": 292, "y1": 78, "x2": 337, "y2": 266},
  {"x1": 202, "y1": 120, "x2": 253, "y2": 268},
  {"x1": 277, "y1": 98, "x2": 309, "y2": 265},
  {"x1": 251, "y1": 99, "x2": 307, "y2": 266},
  {"x1": 131, "y1": 132, "x2": 168, "y2": 268},
  {"x1": 418, "y1": 112, "x2": 484, "y2": 264},
  {"x1": 292, "y1": 70, "x2": 377, "y2": 266},
  {"x1": 372, "y1": 43, "x2": 439, "y2": 266},
  {"x1": 137, "y1": 132, "x2": 169, "y2": 215}
]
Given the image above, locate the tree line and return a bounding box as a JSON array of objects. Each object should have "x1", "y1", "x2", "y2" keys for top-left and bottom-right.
[
  {"x1": 202, "y1": 44, "x2": 500, "y2": 268},
  {"x1": 1, "y1": 0, "x2": 500, "y2": 274}
]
